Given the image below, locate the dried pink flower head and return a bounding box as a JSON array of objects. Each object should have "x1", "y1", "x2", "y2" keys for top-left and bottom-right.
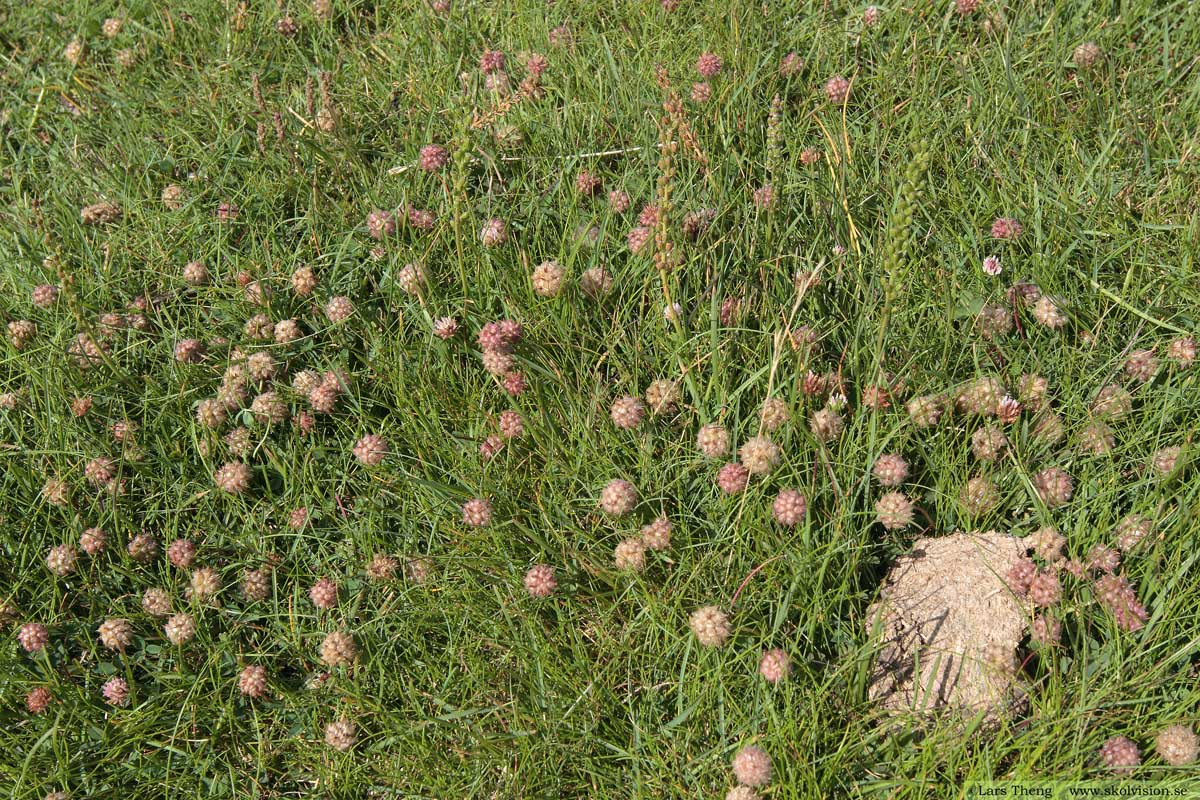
[
  {"x1": 353, "y1": 434, "x2": 389, "y2": 466},
  {"x1": 18, "y1": 622, "x2": 49, "y2": 653},
  {"x1": 626, "y1": 225, "x2": 652, "y2": 254},
  {"x1": 1029, "y1": 570, "x2": 1061, "y2": 607},
  {"x1": 1093, "y1": 573, "x2": 1149, "y2": 632},
  {"x1": 189, "y1": 567, "x2": 220, "y2": 602},
  {"x1": 320, "y1": 630, "x2": 357, "y2": 667},
  {"x1": 875, "y1": 492, "x2": 914, "y2": 530},
  {"x1": 462, "y1": 498, "x2": 494, "y2": 528},
  {"x1": 614, "y1": 538, "x2": 646, "y2": 571},
  {"x1": 325, "y1": 718, "x2": 357, "y2": 751},
  {"x1": 644, "y1": 379, "x2": 679, "y2": 415},
  {"x1": 779, "y1": 52, "x2": 804, "y2": 76},
  {"x1": 142, "y1": 588, "x2": 171, "y2": 616},
  {"x1": 324, "y1": 296, "x2": 354, "y2": 323},
  {"x1": 80, "y1": 527, "x2": 107, "y2": 555},
  {"x1": 1092, "y1": 384, "x2": 1132, "y2": 418},
  {"x1": 1087, "y1": 544, "x2": 1121, "y2": 574},
  {"x1": 1032, "y1": 468, "x2": 1073, "y2": 508},
  {"x1": 531, "y1": 261, "x2": 565, "y2": 297},
  {"x1": 697, "y1": 423, "x2": 730, "y2": 458},
  {"x1": 580, "y1": 266, "x2": 613, "y2": 297},
  {"x1": 32, "y1": 284, "x2": 60, "y2": 308},
  {"x1": 610, "y1": 396, "x2": 645, "y2": 430},
  {"x1": 502, "y1": 371, "x2": 527, "y2": 396},
  {"x1": 600, "y1": 479, "x2": 638, "y2": 516},
  {"x1": 167, "y1": 539, "x2": 197, "y2": 569},
  {"x1": 1155, "y1": 725, "x2": 1198, "y2": 767},
  {"x1": 1124, "y1": 349, "x2": 1157, "y2": 382},
  {"x1": 1027, "y1": 526, "x2": 1066, "y2": 562},
  {"x1": 241, "y1": 569, "x2": 271, "y2": 602},
  {"x1": 690, "y1": 81, "x2": 712, "y2": 103},
  {"x1": 960, "y1": 476, "x2": 1000, "y2": 516},
  {"x1": 872, "y1": 454, "x2": 909, "y2": 487},
  {"x1": 214, "y1": 462, "x2": 252, "y2": 494},
  {"x1": 717, "y1": 462, "x2": 749, "y2": 494},
  {"x1": 640, "y1": 516, "x2": 672, "y2": 551},
  {"x1": 696, "y1": 52, "x2": 722, "y2": 78},
  {"x1": 1115, "y1": 515, "x2": 1152, "y2": 552},
  {"x1": 575, "y1": 171, "x2": 601, "y2": 196},
  {"x1": 480, "y1": 218, "x2": 508, "y2": 247},
  {"x1": 1079, "y1": 420, "x2": 1114, "y2": 455},
  {"x1": 127, "y1": 532, "x2": 158, "y2": 563},
  {"x1": 824, "y1": 75, "x2": 850, "y2": 104},
  {"x1": 7, "y1": 319, "x2": 36, "y2": 349},
  {"x1": 1031, "y1": 613, "x2": 1062, "y2": 647},
  {"x1": 739, "y1": 436, "x2": 779, "y2": 476},
  {"x1": 732, "y1": 745, "x2": 772, "y2": 787},
  {"x1": 772, "y1": 490, "x2": 807, "y2": 526},
  {"x1": 291, "y1": 266, "x2": 317, "y2": 296},
  {"x1": 809, "y1": 408, "x2": 844, "y2": 443},
  {"x1": 46, "y1": 544, "x2": 77, "y2": 577},
  {"x1": 238, "y1": 664, "x2": 268, "y2": 698},
  {"x1": 480, "y1": 434, "x2": 504, "y2": 460},
  {"x1": 752, "y1": 184, "x2": 776, "y2": 210},
  {"x1": 1167, "y1": 336, "x2": 1195, "y2": 367},
  {"x1": 433, "y1": 316, "x2": 458, "y2": 340},
  {"x1": 689, "y1": 605, "x2": 731, "y2": 647},
  {"x1": 497, "y1": 410, "x2": 523, "y2": 439},
  {"x1": 308, "y1": 578, "x2": 338, "y2": 610},
  {"x1": 98, "y1": 618, "x2": 134, "y2": 652},
  {"x1": 162, "y1": 184, "x2": 185, "y2": 210},
  {"x1": 26, "y1": 686, "x2": 52, "y2": 713},
  {"x1": 906, "y1": 394, "x2": 944, "y2": 428},
  {"x1": 990, "y1": 217, "x2": 1023, "y2": 240},
  {"x1": 1032, "y1": 296, "x2": 1067, "y2": 329},
  {"x1": 1151, "y1": 446, "x2": 1182, "y2": 478},
  {"x1": 419, "y1": 144, "x2": 449, "y2": 172},
  {"x1": 365, "y1": 209, "x2": 396, "y2": 239},
  {"x1": 1073, "y1": 41, "x2": 1104, "y2": 69},
  {"x1": 523, "y1": 564, "x2": 557, "y2": 597},
  {"x1": 396, "y1": 262, "x2": 425, "y2": 295}
]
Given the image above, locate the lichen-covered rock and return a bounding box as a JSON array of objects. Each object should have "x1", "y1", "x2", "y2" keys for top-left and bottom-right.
[{"x1": 866, "y1": 530, "x2": 1028, "y2": 726}]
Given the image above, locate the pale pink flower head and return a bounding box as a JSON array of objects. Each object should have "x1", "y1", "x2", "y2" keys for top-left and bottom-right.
[
  {"x1": 717, "y1": 462, "x2": 749, "y2": 494},
  {"x1": 982, "y1": 255, "x2": 1002, "y2": 276},
  {"x1": 824, "y1": 75, "x2": 850, "y2": 104},
  {"x1": 772, "y1": 490, "x2": 806, "y2": 526},
  {"x1": 758, "y1": 648, "x2": 790, "y2": 683},
  {"x1": 524, "y1": 564, "x2": 556, "y2": 597},
  {"x1": 779, "y1": 52, "x2": 804, "y2": 76},
  {"x1": 990, "y1": 217, "x2": 1023, "y2": 240},
  {"x1": 600, "y1": 479, "x2": 638, "y2": 516},
  {"x1": 365, "y1": 209, "x2": 396, "y2": 239},
  {"x1": 732, "y1": 745, "x2": 772, "y2": 787},
  {"x1": 419, "y1": 144, "x2": 449, "y2": 172},
  {"x1": 479, "y1": 49, "x2": 505, "y2": 74},
  {"x1": 608, "y1": 190, "x2": 631, "y2": 213},
  {"x1": 696, "y1": 52, "x2": 722, "y2": 78},
  {"x1": 462, "y1": 498, "x2": 493, "y2": 528},
  {"x1": 480, "y1": 218, "x2": 508, "y2": 247},
  {"x1": 353, "y1": 434, "x2": 389, "y2": 466},
  {"x1": 433, "y1": 316, "x2": 459, "y2": 340}
]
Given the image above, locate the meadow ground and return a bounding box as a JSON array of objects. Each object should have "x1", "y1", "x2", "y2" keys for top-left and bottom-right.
[{"x1": 1, "y1": 0, "x2": 1199, "y2": 797}]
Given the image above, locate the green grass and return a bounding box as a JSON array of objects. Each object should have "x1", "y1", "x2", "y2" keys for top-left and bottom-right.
[{"x1": 2, "y1": 0, "x2": 1199, "y2": 797}]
